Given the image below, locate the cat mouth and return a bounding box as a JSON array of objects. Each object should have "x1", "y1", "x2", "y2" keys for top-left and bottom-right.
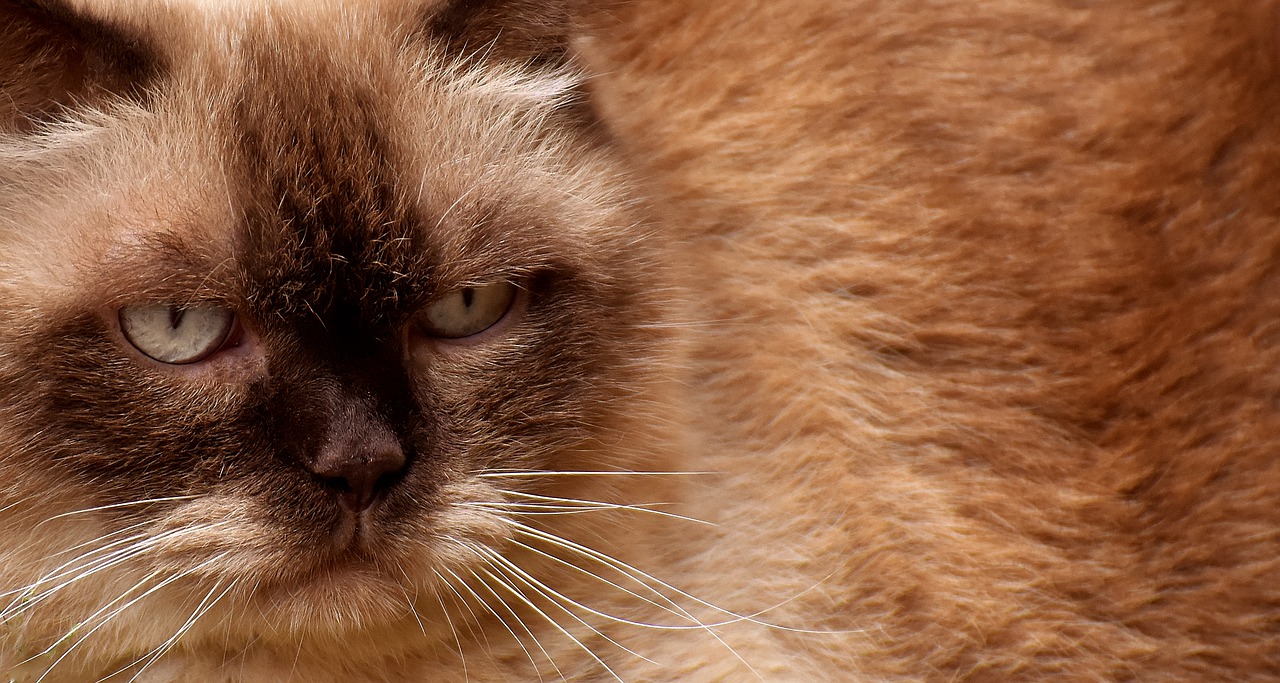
[
  {"x1": 329, "y1": 508, "x2": 362, "y2": 549},
  {"x1": 316, "y1": 500, "x2": 396, "y2": 560},
  {"x1": 310, "y1": 462, "x2": 414, "y2": 553},
  {"x1": 269, "y1": 517, "x2": 405, "y2": 596},
  {"x1": 246, "y1": 549, "x2": 415, "y2": 625},
  {"x1": 316, "y1": 484, "x2": 435, "y2": 564}
]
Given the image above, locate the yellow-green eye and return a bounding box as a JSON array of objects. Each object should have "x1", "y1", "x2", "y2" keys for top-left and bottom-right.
[
  {"x1": 119, "y1": 304, "x2": 236, "y2": 364},
  {"x1": 421, "y1": 282, "x2": 517, "y2": 339}
]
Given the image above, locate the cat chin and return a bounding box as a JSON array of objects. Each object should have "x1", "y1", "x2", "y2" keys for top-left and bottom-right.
[
  {"x1": 0, "y1": 534, "x2": 488, "y2": 681},
  {"x1": 3, "y1": 577, "x2": 459, "y2": 683},
  {"x1": 0, "y1": 480, "x2": 512, "y2": 676}
]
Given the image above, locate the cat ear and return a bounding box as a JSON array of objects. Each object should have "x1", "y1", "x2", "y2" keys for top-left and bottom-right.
[
  {"x1": 0, "y1": 0, "x2": 158, "y2": 131},
  {"x1": 422, "y1": 0, "x2": 588, "y2": 69},
  {"x1": 422, "y1": 0, "x2": 626, "y2": 131}
]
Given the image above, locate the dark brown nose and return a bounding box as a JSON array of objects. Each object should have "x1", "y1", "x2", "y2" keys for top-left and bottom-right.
[{"x1": 308, "y1": 409, "x2": 407, "y2": 514}]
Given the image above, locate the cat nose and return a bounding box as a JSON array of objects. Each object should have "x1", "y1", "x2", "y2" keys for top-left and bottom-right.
[{"x1": 308, "y1": 419, "x2": 407, "y2": 514}]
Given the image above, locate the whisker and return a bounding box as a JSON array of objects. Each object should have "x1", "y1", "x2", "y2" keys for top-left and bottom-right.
[
  {"x1": 30, "y1": 551, "x2": 231, "y2": 682},
  {"x1": 28, "y1": 571, "x2": 166, "y2": 683},
  {"x1": 499, "y1": 520, "x2": 832, "y2": 680},
  {"x1": 505, "y1": 538, "x2": 694, "y2": 624},
  {"x1": 3, "y1": 538, "x2": 155, "y2": 622},
  {"x1": 47, "y1": 521, "x2": 154, "y2": 560},
  {"x1": 426, "y1": 576, "x2": 470, "y2": 683},
  {"x1": 477, "y1": 470, "x2": 714, "y2": 479},
  {"x1": 37, "y1": 496, "x2": 200, "y2": 526},
  {"x1": 465, "y1": 562, "x2": 579, "y2": 682},
  {"x1": 471, "y1": 564, "x2": 625, "y2": 683},
  {"x1": 463, "y1": 502, "x2": 616, "y2": 517},
  {"x1": 494, "y1": 536, "x2": 762, "y2": 680},
  {"x1": 434, "y1": 568, "x2": 500, "y2": 674},
  {"x1": 24, "y1": 568, "x2": 167, "y2": 669},
  {"x1": 507, "y1": 520, "x2": 833, "y2": 633},
  {"x1": 510, "y1": 535, "x2": 839, "y2": 635},
  {"x1": 442, "y1": 566, "x2": 550, "y2": 683},
  {"x1": 5, "y1": 522, "x2": 154, "y2": 594},
  {"x1": 3, "y1": 523, "x2": 230, "y2": 623},
  {"x1": 473, "y1": 543, "x2": 658, "y2": 666},
  {"x1": 1, "y1": 526, "x2": 150, "y2": 605},
  {"x1": 395, "y1": 567, "x2": 431, "y2": 640},
  {"x1": 118, "y1": 578, "x2": 237, "y2": 683},
  {"x1": 489, "y1": 489, "x2": 716, "y2": 527}
]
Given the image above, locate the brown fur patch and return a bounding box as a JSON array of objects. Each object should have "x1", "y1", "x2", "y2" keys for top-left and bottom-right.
[{"x1": 0, "y1": 0, "x2": 158, "y2": 131}]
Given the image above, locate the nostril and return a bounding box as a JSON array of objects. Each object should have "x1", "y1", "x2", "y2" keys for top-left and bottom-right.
[
  {"x1": 310, "y1": 442, "x2": 407, "y2": 514},
  {"x1": 297, "y1": 391, "x2": 409, "y2": 515}
]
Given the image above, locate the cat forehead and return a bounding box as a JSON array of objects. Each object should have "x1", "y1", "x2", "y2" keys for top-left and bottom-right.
[
  {"x1": 211, "y1": 7, "x2": 502, "y2": 223},
  {"x1": 133, "y1": 7, "x2": 581, "y2": 287},
  {"x1": 216, "y1": 25, "x2": 421, "y2": 321},
  {"x1": 3, "y1": 0, "x2": 610, "y2": 319}
]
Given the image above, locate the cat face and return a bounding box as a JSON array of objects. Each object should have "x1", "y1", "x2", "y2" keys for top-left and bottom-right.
[{"x1": 0, "y1": 0, "x2": 676, "y2": 672}]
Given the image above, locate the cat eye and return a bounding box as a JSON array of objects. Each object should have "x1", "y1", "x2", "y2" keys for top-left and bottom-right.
[
  {"x1": 119, "y1": 304, "x2": 237, "y2": 364},
  {"x1": 419, "y1": 282, "x2": 517, "y2": 339}
]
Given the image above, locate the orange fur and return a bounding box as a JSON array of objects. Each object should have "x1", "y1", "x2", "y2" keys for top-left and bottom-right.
[
  {"x1": 581, "y1": 0, "x2": 1280, "y2": 677},
  {"x1": 0, "y1": 0, "x2": 1277, "y2": 680}
]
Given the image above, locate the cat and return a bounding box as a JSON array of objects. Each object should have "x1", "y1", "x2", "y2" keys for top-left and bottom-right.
[{"x1": 2, "y1": 0, "x2": 1278, "y2": 680}]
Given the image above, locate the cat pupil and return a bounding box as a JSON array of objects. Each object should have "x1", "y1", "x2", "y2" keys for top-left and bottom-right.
[
  {"x1": 168, "y1": 307, "x2": 185, "y2": 330},
  {"x1": 461, "y1": 287, "x2": 474, "y2": 308}
]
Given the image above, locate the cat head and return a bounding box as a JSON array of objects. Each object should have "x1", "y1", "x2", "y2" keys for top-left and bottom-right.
[{"x1": 0, "y1": 0, "x2": 676, "y2": 674}]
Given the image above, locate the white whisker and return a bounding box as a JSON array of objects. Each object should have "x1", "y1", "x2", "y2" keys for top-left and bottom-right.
[
  {"x1": 46, "y1": 521, "x2": 154, "y2": 560},
  {"x1": 505, "y1": 538, "x2": 694, "y2": 624},
  {"x1": 434, "y1": 568, "x2": 500, "y2": 673},
  {"x1": 37, "y1": 496, "x2": 200, "y2": 526},
  {"x1": 1, "y1": 526, "x2": 150, "y2": 605},
  {"x1": 24, "y1": 569, "x2": 167, "y2": 669},
  {"x1": 118, "y1": 578, "x2": 237, "y2": 683},
  {"x1": 427, "y1": 575, "x2": 470, "y2": 683},
  {"x1": 31, "y1": 551, "x2": 231, "y2": 682},
  {"x1": 471, "y1": 564, "x2": 624, "y2": 683},
  {"x1": 473, "y1": 543, "x2": 658, "y2": 665},
  {"x1": 477, "y1": 470, "x2": 714, "y2": 479},
  {"x1": 501, "y1": 530, "x2": 765, "y2": 679},
  {"x1": 442, "y1": 566, "x2": 550, "y2": 683},
  {"x1": 3, "y1": 522, "x2": 230, "y2": 623},
  {"x1": 507, "y1": 519, "x2": 830, "y2": 633},
  {"x1": 3, "y1": 537, "x2": 155, "y2": 621},
  {"x1": 489, "y1": 489, "x2": 716, "y2": 527}
]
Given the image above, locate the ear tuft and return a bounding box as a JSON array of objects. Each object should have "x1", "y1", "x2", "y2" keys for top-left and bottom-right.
[
  {"x1": 0, "y1": 0, "x2": 158, "y2": 131},
  {"x1": 423, "y1": 0, "x2": 577, "y2": 69}
]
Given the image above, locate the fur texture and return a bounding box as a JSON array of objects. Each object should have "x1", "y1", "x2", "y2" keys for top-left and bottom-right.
[{"x1": 0, "y1": 0, "x2": 1278, "y2": 680}]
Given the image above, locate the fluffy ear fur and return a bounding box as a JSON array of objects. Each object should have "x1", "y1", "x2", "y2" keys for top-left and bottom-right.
[
  {"x1": 422, "y1": 0, "x2": 581, "y2": 68},
  {"x1": 0, "y1": 0, "x2": 157, "y2": 131},
  {"x1": 422, "y1": 0, "x2": 621, "y2": 133}
]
